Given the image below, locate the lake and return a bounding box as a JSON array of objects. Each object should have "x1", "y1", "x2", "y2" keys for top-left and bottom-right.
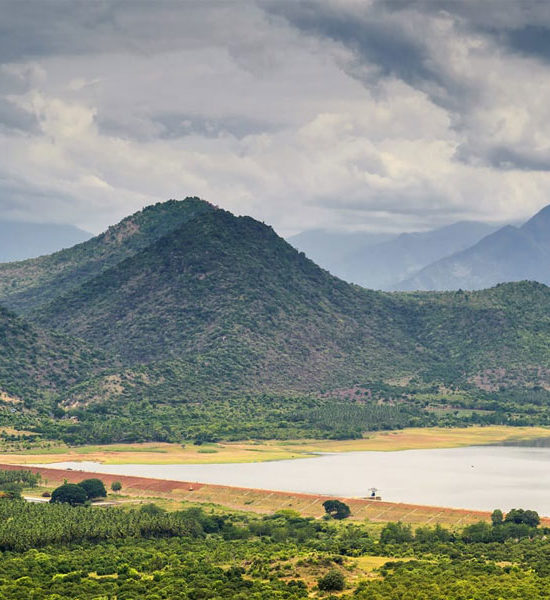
[{"x1": 36, "y1": 444, "x2": 550, "y2": 515}]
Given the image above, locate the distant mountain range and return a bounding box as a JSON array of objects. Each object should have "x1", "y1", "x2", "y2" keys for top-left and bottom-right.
[
  {"x1": 0, "y1": 221, "x2": 91, "y2": 262},
  {"x1": 287, "y1": 229, "x2": 395, "y2": 278},
  {"x1": 0, "y1": 198, "x2": 549, "y2": 414},
  {"x1": 288, "y1": 221, "x2": 500, "y2": 290},
  {"x1": 398, "y1": 205, "x2": 550, "y2": 290}
]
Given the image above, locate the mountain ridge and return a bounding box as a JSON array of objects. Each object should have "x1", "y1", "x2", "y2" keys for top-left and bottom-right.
[{"x1": 398, "y1": 203, "x2": 550, "y2": 290}]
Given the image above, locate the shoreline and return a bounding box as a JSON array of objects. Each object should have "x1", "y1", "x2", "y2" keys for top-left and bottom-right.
[{"x1": 1, "y1": 425, "x2": 549, "y2": 466}]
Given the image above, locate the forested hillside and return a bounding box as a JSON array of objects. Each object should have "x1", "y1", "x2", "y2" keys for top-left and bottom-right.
[
  {"x1": 0, "y1": 199, "x2": 549, "y2": 442},
  {"x1": 0, "y1": 305, "x2": 107, "y2": 404},
  {"x1": 0, "y1": 498, "x2": 549, "y2": 599},
  {"x1": 31, "y1": 203, "x2": 550, "y2": 395},
  {"x1": 0, "y1": 198, "x2": 215, "y2": 314}
]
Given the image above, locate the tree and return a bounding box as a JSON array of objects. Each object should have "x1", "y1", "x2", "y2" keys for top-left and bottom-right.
[
  {"x1": 318, "y1": 569, "x2": 345, "y2": 591},
  {"x1": 111, "y1": 481, "x2": 122, "y2": 492},
  {"x1": 78, "y1": 478, "x2": 107, "y2": 500},
  {"x1": 50, "y1": 483, "x2": 87, "y2": 505},
  {"x1": 505, "y1": 508, "x2": 540, "y2": 528},
  {"x1": 322, "y1": 499, "x2": 351, "y2": 520},
  {"x1": 0, "y1": 482, "x2": 22, "y2": 500},
  {"x1": 380, "y1": 521, "x2": 413, "y2": 544},
  {"x1": 491, "y1": 509, "x2": 503, "y2": 526}
]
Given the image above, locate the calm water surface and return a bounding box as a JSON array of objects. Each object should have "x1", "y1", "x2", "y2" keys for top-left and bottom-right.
[{"x1": 37, "y1": 445, "x2": 550, "y2": 515}]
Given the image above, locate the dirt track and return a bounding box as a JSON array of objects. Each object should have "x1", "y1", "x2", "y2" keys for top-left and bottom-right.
[{"x1": 4, "y1": 462, "x2": 540, "y2": 526}]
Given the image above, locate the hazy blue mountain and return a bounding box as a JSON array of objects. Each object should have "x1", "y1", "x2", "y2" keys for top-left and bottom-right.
[
  {"x1": 331, "y1": 221, "x2": 499, "y2": 290},
  {"x1": 397, "y1": 205, "x2": 550, "y2": 291},
  {"x1": 0, "y1": 221, "x2": 92, "y2": 262},
  {"x1": 286, "y1": 229, "x2": 395, "y2": 276}
]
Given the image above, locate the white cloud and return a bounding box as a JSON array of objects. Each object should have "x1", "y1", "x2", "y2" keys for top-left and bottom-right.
[{"x1": 0, "y1": 0, "x2": 549, "y2": 235}]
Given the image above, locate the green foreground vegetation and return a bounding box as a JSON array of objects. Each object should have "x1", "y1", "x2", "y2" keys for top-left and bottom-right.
[{"x1": 0, "y1": 494, "x2": 548, "y2": 599}]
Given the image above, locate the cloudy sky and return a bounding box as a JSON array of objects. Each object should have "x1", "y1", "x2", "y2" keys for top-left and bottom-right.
[{"x1": 2, "y1": 0, "x2": 550, "y2": 235}]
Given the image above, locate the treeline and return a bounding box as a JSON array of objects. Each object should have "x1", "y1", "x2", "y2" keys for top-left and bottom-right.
[{"x1": 6, "y1": 382, "x2": 550, "y2": 447}]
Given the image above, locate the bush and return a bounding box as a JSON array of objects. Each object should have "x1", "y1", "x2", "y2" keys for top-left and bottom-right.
[
  {"x1": 318, "y1": 569, "x2": 345, "y2": 591},
  {"x1": 111, "y1": 481, "x2": 122, "y2": 492},
  {"x1": 50, "y1": 484, "x2": 88, "y2": 505}
]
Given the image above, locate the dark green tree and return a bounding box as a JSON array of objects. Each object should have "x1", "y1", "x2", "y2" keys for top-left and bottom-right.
[
  {"x1": 318, "y1": 569, "x2": 345, "y2": 591},
  {"x1": 78, "y1": 478, "x2": 107, "y2": 500},
  {"x1": 505, "y1": 508, "x2": 540, "y2": 528},
  {"x1": 491, "y1": 509, "x2": 504, "y2": 526},
  {"x1": 50, "y1": 483, "x2": 87, "y2": 505},
  {"x1": 322, "y1": 499, "x2": 351, "y2": 520}
]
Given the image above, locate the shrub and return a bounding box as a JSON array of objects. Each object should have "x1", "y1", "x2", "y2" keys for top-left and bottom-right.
[{"x1": 111, "y1": 481, "x2": 122, "y2": 492}]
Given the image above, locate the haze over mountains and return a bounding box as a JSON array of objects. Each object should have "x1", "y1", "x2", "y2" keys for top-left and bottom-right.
[
  {"x1": 290, "y1": 203, "x2": 550, "y2": 291},
  {"x1": 0, "y1": 221, "x2": 91, "y2": 262},
  {"x1": 0, "y1": 198, "x2": 549, "y2": 415},
  {"x1": 289, "y1": 222, "x2": 499, "y2": 290},
  {"x1": 398, "y1": 205, "x2": 550, "y2": 291}
]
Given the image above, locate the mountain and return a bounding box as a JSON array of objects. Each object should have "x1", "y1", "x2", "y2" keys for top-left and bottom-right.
[
  {"x1": 21, "y1": 201, "x2": 550, "y2": 401},
  {"x1": 0, "y1": 221, "x2": 92, "y2": 262},
  {"x1": 287, "y1": 229, "x2": 395, "y2": 277},
  {"x1": 0, "y1": 198, "x2": 216, "y2": 314},
  {"x1": 32, "y1": 207, "x2": 422, "y2": 391},
  {"x1": 331, "y1": 221, "x2": 500, "y2": 290},
  {"x1": 398, "y1": 205, "x2": 550, "y2": 291}
]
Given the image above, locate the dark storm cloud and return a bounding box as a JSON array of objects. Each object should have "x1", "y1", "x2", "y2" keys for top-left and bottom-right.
[
  {"x1": 267, "y1": 0, "x2": 550, "y2": 172},
  {"x1": 484, "y1": 147, "x2": 550, "y2": 173},
  {"x1": 266, "y1": 1, "x2": 437, "y2": 87},
  {"x1": 500, "y1": 26, "x2": 550, "y2": 63},
  {"x1": 0, "y1": 0, "x2": 266, "y2": 62}
]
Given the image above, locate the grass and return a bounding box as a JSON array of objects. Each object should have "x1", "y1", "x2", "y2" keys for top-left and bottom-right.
[{"x1": 1, "y1": 425, "x2": 549, "y2": 466}]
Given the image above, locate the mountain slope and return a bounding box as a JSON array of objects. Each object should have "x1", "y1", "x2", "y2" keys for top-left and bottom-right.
[
  {"x1": 0, "y1": 305, "x2": 108, "y2": 404},
  {"x1": 332, "y1": 221, "x2": 499, "y2": 290},
  {"x1": 33, "y1": 208, "x2": 426, "y2": 390},
  {"x1": 0, "y1": 221, "x2": 91, "y2": 262},
  {"x1": 31, "y1": 204, "x2": 550, "y2": 397},
  {"x1": 398, "y1": 205, "x2": 550, "y2": 290},
  {"x1": 0, "y1": 198, "x2": 216, "y2": 314}
]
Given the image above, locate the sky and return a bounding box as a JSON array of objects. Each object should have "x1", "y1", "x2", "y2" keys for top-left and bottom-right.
[{"x1": 2, "y1": 0, "x2": 550, "y2": 235}]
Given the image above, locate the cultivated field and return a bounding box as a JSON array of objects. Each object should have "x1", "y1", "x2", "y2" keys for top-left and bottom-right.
[{"x1": 2, "y1": 425, "x2": 549, "y2": 465}]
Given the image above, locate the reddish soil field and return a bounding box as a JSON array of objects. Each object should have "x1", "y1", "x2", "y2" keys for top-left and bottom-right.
[{"x1": 6, "y1": 463, "x2": 548, "y2": 526}]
